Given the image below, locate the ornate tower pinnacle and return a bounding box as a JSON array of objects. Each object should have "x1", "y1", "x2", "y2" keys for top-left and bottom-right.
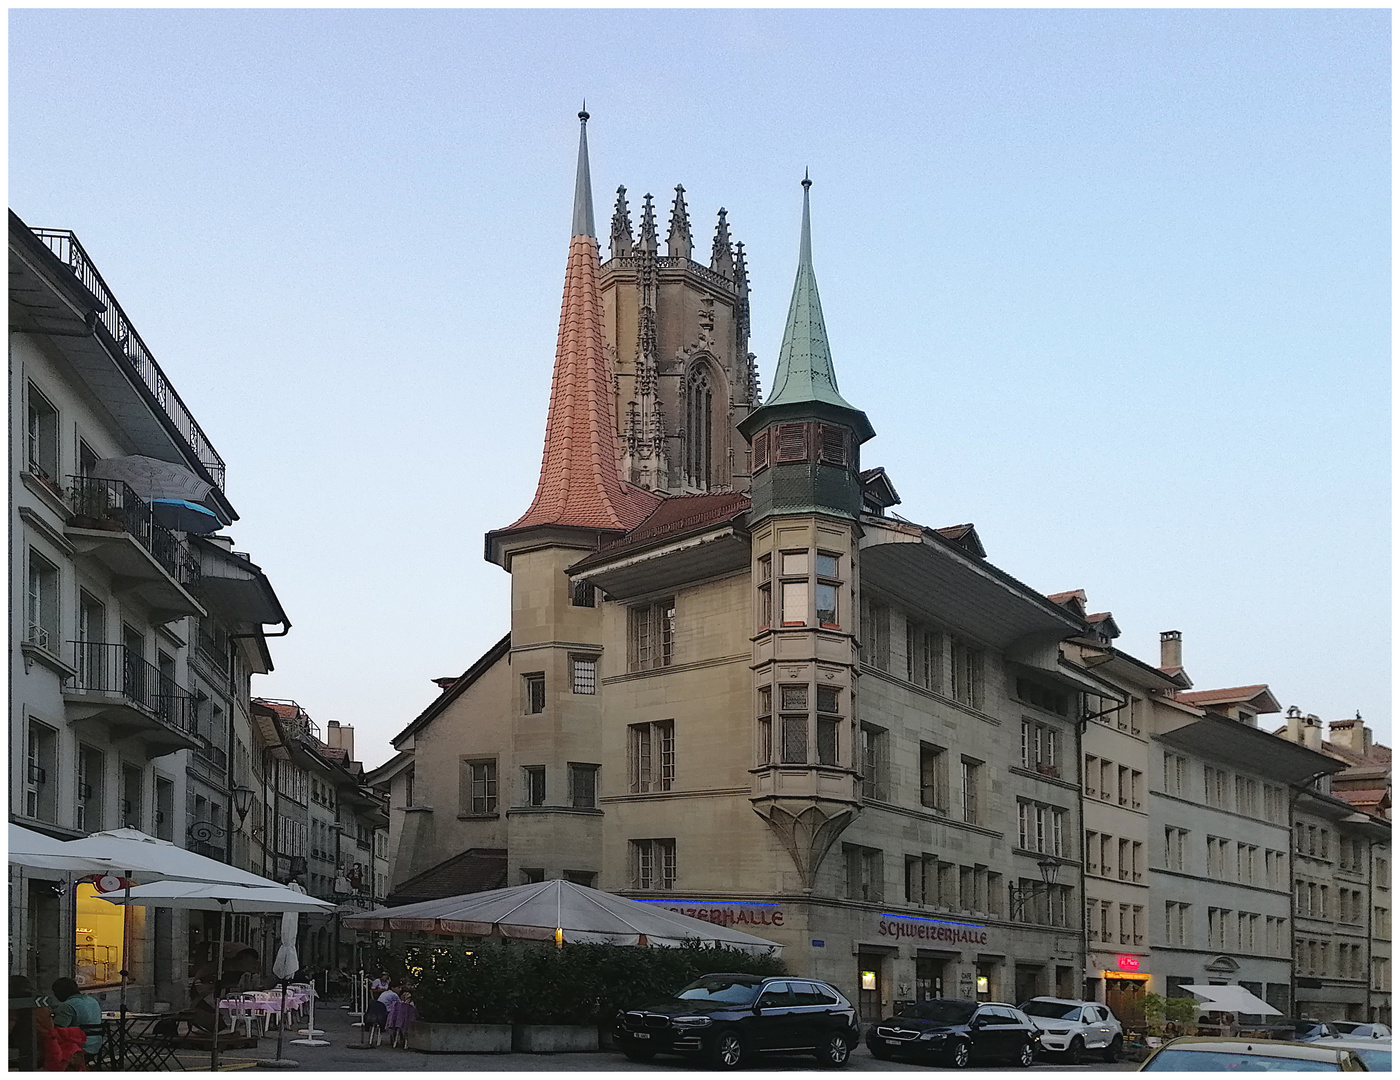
[
  {"x1": 638, "y1": 193, "x2": 658, "y2": 254},
  {"x1": 710, "y1": 208, "x2": 735, "y2": 279},
  {"x1": 488, "y1": 112, "x2": 661, "y2": 565},
  {"x1": 667, "y1": 184, "x2": 692, "y2": 260},
  {"x1": 610, "y1": 185, "x2": 634, "y2": 259}
]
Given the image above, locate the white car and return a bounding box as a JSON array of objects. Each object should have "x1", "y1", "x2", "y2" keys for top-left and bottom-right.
[
  {"x1": 1018, "y1": 997, "x2": 1123, "y2": 1063},
  {"x1": 1327, "y1": 1022, "x2": 1391, "y2": 1040}
]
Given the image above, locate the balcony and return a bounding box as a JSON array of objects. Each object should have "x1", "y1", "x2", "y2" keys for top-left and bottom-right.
[
  {"x1": 65, "y1": 476, "x2": 205, "y2": 622},
  {"x1": 31, "y1": 229, "x2": 227, "y2": 491},
  {"x1": 63, "y1": 642, "x2": 200, "y2": 759}
]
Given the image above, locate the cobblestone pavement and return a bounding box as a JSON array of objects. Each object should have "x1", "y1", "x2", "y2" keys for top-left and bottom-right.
[{"x1": 183, "y1": 1001, "x2": 1138, "y2": 1072}]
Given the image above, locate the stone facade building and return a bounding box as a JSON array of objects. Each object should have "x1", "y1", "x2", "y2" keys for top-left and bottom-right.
[
  {"x1": 9, "y1": 210, "x2": 288, "y2": 1007},
  {"x1": 382, "y1": 116, "x2": 1110, "y2": 1016}
]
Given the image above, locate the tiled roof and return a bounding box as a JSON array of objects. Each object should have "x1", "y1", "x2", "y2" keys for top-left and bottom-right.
[
  {"x1": 933, "y1": 524, "x2": 985, "y2": 559},
  {"x1": 385, "y1": 848, "x2": 508, "y2": 907},
  {"x1": 1176, "y1": 684, "x2": 1270, "y2": 705},
  {"x1": 501, "y1": 233, "x2": 661, "y2": 534},
  {"x1": 572, "y1": 491, "x2": 750, "y2": 572},
  {"x1": 252, "y1": 699, "x2": 307, "y2": 721},
  {"x1": 1046, "y1": 590, "x2": 1087, "y2": 605},
  {"x1": 1087, "y1": 612, "x2": 1112, "y2": 624}
]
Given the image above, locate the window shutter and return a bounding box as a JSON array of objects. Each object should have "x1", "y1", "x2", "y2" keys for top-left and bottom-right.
[
  {"x1": 775, "y1": 422, "x2": 809, "y2": 462},
  {"x1": 753, "y1": 430, "x2": 770, "y2": 472},
  {"x1": 818, "y1": 424, "x2": 847, "y2": 465}
]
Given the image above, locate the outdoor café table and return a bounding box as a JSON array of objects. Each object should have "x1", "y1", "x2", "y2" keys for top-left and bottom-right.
[
  {"x1": 385, "y1": 999, "x2": 418, "y2": 1042},
  {"x1": 218, "y1": 989, "x2": 311, "y2": 1033},
  {"x1": 95, "y1": 1012, "x2": 165, "y2": 1070}
]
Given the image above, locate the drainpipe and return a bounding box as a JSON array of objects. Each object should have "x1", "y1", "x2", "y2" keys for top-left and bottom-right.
[
  {"x1": 1076, "y1": 692, "x2": 1092, "y2": 1000},
  {"x1": 1288, "y1": 772, "x2": 1331, "y2": 1020}
]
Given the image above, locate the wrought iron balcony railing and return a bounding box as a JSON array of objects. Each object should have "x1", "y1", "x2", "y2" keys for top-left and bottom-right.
[
  {"x1": 67, "y1": 475, "x2": 201, "y2": 588},
  {"x1": 31, "y1": 228, "x2": 227, "y2": 491},
  {"x1": 68, "y1": 641, "x2": 195, "y2": 734}
]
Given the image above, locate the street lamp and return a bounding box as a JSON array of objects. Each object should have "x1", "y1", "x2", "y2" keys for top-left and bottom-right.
[
  {"x1": 231, "y1": 785, "x2": 255, "y2": 826},
  {"x1": 1010, "y1": 857, "x2": 1062, "y2": 920}
]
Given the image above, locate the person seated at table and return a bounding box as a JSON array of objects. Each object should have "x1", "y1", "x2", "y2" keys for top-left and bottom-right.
[
  {"x1": 376, "y1": 983, "x2": 401, "y2": 1008},
  {"x1": 49, "y1": 979, "x2": 102, "y2": 1068},
  {"x1": 10, "y1": 975, "x2": 55, "y2": 1070}
]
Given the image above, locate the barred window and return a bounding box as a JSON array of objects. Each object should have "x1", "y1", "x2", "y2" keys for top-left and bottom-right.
[
  {"x1": 570, "y1": 655, "x2": 597, "y2": 695},
  {"x1": 570, "y1": 580, "x2": 596, "y2": 607}
]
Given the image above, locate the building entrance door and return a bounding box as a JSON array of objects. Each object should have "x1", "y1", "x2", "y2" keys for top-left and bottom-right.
[
  {"x1": 916, "y1": 957, "x2": 946, "y2": 1001},
  {"x1": 857, "y1": 954, "x2": 883, "y2": 1022},
  {"x1": 1015, "y1": 964, "x2": 1044, "y2": 1004},
  {"x1": 1105, "y1": 977, "x2": 1146, "y2": 1026}
]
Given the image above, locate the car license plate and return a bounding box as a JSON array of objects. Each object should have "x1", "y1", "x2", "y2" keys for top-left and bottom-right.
[{"x1": 634, "y1": 1033, "x2": 650, "y2": 1040}]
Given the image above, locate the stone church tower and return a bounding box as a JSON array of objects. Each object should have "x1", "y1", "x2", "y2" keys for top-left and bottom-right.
[{"x1": 601, "y1": 180, "x2": 758, "y2": 494}]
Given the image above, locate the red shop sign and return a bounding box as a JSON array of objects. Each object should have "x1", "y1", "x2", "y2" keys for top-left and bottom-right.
[{"x1": 1115, "y1": 954, "x2": 1141, "y2": 972}]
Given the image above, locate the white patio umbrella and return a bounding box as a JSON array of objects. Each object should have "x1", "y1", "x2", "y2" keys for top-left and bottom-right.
[
  {"x1": 1179, "y1": 984, "x2": 1282, "y2": 1017},
  {"x1": 9, "y1": 822, "x2": 115, "y2": 875},
  {"x1": 58, "y1": 829, "x2": 289, "y2": 1065},
  {"x1": 100, "y1": 882, "x2": 333, "y2": 1070},
  {"x1": 343, "y1": 879, "x2": 782, "y2": 954}
]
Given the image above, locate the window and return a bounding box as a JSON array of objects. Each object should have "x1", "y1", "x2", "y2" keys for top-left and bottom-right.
[
  {"x1": 775, "y1": 421, "x2": 809, "y2": 462},
  {"x1": 1204, "y1": 766, "x2": 1229, "y2": 809},
  {"x1": 906, "y1": 622, "x2": 941, "y2": 691},
  {"x1": 523, "y1": 766, "x2": 546, "y2": 807},
  {"x1": 817, "y1": 423, "x2": 848, "y2": 465},
  {"x1": 815, "y1": 552, "x2": 841, "y2": 628},
  {"x1": 1084, "y1": 755, "x2": 1098, "y2": 798},
  {"x1": 1375, "y1": 906, "x2": 1391, "y2": 939},
  {"x1": 631, "y1": 838, "x2": 676, "y2": 890},
  {"x1": 523, "y1": 673, "x2": 545, "y2": 714},
  {"x1": 26, "y1": 550, "x2": 59, "y2": 652},
  {"x1": 757, "y1": 555, "x2": 772, "y2": 630},
  {"x1": 1132, "y1": 841, "x2": 1144, "y2": 882},
  {"x1": 26, "y1": 382, "x2": 59, "y2": 480},
  {"x1": 1164, "y1": 752, "x2": 1186, "y2": 796},
  {"x1": 1130, "y1": 770, "x2": 1143, "y2": 809},
  {"x1": 1208, "y1": 907, "x2": 1231, "y2": 950},
  {"x1": 782, "y1": 685, "x2": 809, "y2": 764},
  {"x1": 816, "y1": 685, "x2": 840, "y2": 766},
  {"x1": 919, "y1": 743, "x2": 947, "y2": 810},
  {"x1": 77, "y1": 745, "x2": 104, "y2": 833},
  {"x1": 568, "y1": 763, "x2": 598, "y2": 808},
  {"x1": 1263, "y1": 785, "x2": 1286, "y2": 822},
  {"x1": 1119, "y1": 837, "x2": 1131, "y2": 879},
  {"x1": 1118, "y1": 765, "x2": 1131, "y2": 806},
  {"x1": 461, "y1": 759, "x2": 498, "y2": 815},
  {"x1": 1236, "y1": 777, "x2": 1259, "y2": 817},
  {"x1": 753, "y1": 429, "x2": 770, "y2": 473},
  {"x1": 570, "y1": 655, "x2": 597, "y2": 695},
  {"x1": 687, "y1": 365, "x2": 713, "y2": 488},
  {"x1": 1165, "y1": 901, "x2": 1191, "y2": 946},
  {"x1": 861, "y1": 724, "x2": 889, "y2": 801},
  {"x1": 25, "y1": 721, "x2": 58, "y2": 822},
  {"x1": 1020, "y1": 720, "x2": 1059, "y2": 775},
  {"x1": 960, "y1": 758, "x2": 982, "y2": 824},
  {"x1": 1238, "y1": 844, "x2": 1258, "y2": 884},
  {"x1": 1165, "y1": 827, "x2": 1188, "y2": 872},
  {"x1": 121, "y1": 762, "x2": 143, "y2": 829},
  {"x1": 756, "y1": 687, "x2": 772, "y2": 765},
  {"x1": 1017, "y1": 800, "x2": 1065, "y2": 855},
  {"x1": 1085, "y1": 830, "x2": 1100, "y2": 876},
  {"x1": 861, "y1": 599, "x2": 890, "y2": 670},
  {"x1": 154, "y1": 775, "x2": 174, "y2": 841},
  {"x1": 1133, "y1": 905, "x2": 1145, "y2": 944},
  {"x1": 629, "y1": 599, "x2": 676, "y2": 670},
  {"x1": 844, "y1": 844, "x2": 883, "y2": 902},
  {"x1": 629, "y1": 720, "x2": 674, "y2": 793},
  {"x1": 950, "y1": 639, "x2": 983, "y2": 708},
  {"x1": 77, "y1": 592, "x2": 106, "y2": 688},
  {"x1": 570, "y1": 579, "x2": 595, "y2": 607},
  {"x1": 905, "y1": 854, "x2": 934, "y2": 905}
]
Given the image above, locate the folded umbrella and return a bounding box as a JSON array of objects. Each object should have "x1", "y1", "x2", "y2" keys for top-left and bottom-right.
[{"x1": 90, "y1": 455, "x2": 228, "y2": 523}]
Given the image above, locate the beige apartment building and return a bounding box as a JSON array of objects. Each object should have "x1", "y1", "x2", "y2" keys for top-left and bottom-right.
[{"x1": 380, "y1": 117, "x2": 1103, "y2": 1016}]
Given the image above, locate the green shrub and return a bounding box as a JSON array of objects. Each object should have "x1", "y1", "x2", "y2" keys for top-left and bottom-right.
[{"x1": 396, "y1": 940, "x2": 784, "y2": 1026}]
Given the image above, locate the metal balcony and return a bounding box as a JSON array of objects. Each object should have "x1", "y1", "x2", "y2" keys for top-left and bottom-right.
[
  {"x1": 64, "y1": 642, "x2": 200, "y2": 759},
  {"x1": 65, "y1": 475, "x2": 204, "y2": 622}
]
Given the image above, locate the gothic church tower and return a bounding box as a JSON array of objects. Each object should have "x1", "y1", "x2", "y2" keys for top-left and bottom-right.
[{"x1": 602, "y1": 182, "x2": 757, "y2": 494}]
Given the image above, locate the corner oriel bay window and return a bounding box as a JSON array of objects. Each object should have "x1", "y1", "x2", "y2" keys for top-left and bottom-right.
[
  {"x1": 780, "y1": 551, "x2": 809, "y2": 626},
  {"x1": 629, "y1": 599, "x2": 675, "y2": 671},
  {"x1": 756, "y1": 687, "x2": 773, "y2": 764},
  {"x1": 815, "y1": 553, "x2": 840, "y2": 628},
  {"x1": 757, "y1": 555, "x2": 772, "y2": 630},
  {"x1": 780, "y1": 685, "x2": 808, "y2": 763},
  {"x1": 631, "y1": 838, "x2": 676, "y2": 890},
  {"x1": 816, "y1": 686, "x2": 840, "y2": 765}
]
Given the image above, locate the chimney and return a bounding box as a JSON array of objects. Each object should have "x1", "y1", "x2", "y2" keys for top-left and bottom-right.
[
  {"x1": 1160, "y1": 630, "x2": 1183, "y2": 670},
  {"x1": 1328, "y1": 713, "x2": 1369, "y2": 756},
  {"x1": 325, "y1": 719, "x2": 354, "y2": 760},
  {"x1": 1302, "y1": 713, "x2": 1323, "y2": 751}
]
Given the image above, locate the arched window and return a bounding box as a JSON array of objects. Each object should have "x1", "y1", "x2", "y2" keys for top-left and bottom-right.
[{"x1": 687, "y1": 365, "x2": 713, "y2": 489}]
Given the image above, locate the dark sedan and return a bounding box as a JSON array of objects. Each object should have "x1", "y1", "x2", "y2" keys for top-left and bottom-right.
[
  {"x1": 614, "y1": 972, "x2": 860, "y2": 1069},
  {"x1": 866, "y1": 999, "x2": 1039, "y2": 1068}
]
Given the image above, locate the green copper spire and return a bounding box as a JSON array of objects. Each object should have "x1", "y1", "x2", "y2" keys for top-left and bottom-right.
[{"x1": 765, "y1": 172, "x2": 855, "y2": 411}]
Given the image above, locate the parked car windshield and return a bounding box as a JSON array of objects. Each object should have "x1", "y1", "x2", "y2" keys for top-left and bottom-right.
[
  {"x1": 675, "y1": 977, "x2": 762, "y2": 1005},
  {"x1": 1020, "y1": 1001, "x2": 1082, "y2": 1020},
  {"x1": 1350, "y1": 1048, "x2": 1390, "y2": 1071},
  {"x1": 1143, "y1": 1049, "x2": 1342, "y2": 1072},
  {"x1": 904, "y1": 1001, "x2": 976, "y2": 1024}
]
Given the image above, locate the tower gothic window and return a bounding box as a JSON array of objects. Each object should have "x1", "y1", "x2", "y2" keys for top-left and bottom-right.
[{"x1": 687, "y1": 366, "x2": 713, "y2": 489}]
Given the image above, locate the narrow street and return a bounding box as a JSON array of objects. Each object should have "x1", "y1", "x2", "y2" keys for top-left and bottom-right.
[{"x1": 193, "y1": 1003, "x2": 1138, "y2": 1072}]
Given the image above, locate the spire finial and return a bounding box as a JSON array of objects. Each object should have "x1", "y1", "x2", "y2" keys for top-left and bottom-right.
[
  {"x1": 667, "y1": 184, "x2": 692, "y2": 260},
  {"x1": 579, "y1": 99, "x2": 588, "y2": 122},
  {"x1": 571, "y1": 107, "x2": 595, "y2": 238},
  {"x1": 802, "y1": 167, "x2": 811, "y2": 189}
]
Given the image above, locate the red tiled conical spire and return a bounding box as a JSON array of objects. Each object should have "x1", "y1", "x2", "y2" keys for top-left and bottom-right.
[{"x1": 502, "y1": 111, "x2": 661, "y2": 534}]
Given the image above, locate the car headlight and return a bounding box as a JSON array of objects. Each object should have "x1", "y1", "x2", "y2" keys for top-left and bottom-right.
[
  {"x1": 918, "y1": 1032, "x2": 948, "y2": 1041},
  {"x1": 672, "y1": 1016, "x2": 714, "y2": 1029}
]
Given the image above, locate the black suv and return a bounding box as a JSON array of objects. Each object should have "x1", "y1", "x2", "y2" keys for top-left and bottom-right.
[
  {"x1": 614, "y1": 972, "x2": 860, "y2": 1069},
  {"x1": 866, "y1": 999, "x2": 1040, "y2": 1068}
]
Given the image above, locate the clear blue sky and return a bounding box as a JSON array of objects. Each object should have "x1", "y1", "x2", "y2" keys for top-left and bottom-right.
[{"x1": 10, "y1": 9, "x2": 1390, "y2": 765}]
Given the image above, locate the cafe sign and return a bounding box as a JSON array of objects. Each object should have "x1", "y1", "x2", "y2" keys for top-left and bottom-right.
[
  {"x1": 657, "y1": 901, "x2": 786, "y2": 928},
  {"x1": 877, "y1": 913, "x2": 989, "y2": 945}
]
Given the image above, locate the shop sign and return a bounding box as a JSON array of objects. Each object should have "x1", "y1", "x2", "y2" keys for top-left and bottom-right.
[
  {"x1": 657, "y1": 901, "x2": 785, "y2": 928},
  {"x1": 1115, "y1": 954, "x2": 1141, "y2": 972},
  {"x1": 877, "y1": 913, "x2": 989, "y2": 945}
]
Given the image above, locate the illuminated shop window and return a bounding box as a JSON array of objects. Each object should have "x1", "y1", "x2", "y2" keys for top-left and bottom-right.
[{"x1": 75, "y1": 882, "x2": 130, "y2": 988}]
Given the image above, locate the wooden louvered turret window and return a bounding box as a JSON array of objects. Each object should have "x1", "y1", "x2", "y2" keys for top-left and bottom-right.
[
  {"x1": 752, "y1": 430, "x2": 770, "y2": 473},
  {"x1": 775, "y1": 422, "x2": 810, "y2": 462},
  {"x1": 818, "y1": 424, "x2": 847, "y2": 466}
]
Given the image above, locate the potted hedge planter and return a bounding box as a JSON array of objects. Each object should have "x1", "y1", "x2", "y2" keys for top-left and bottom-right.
[
  {"x1": 406, "y1": 1019, "x2": 512, "y2": 1054},
  {"x1": 511, "y1": 1023, "x2": 599, "y2": 1053}
]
